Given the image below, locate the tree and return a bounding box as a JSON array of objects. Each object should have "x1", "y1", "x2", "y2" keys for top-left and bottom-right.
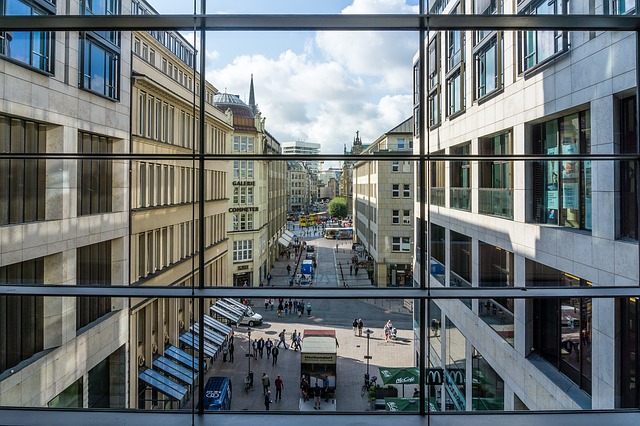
[{"x1": 328, "y1": 197, "x2": 348, "y2": 219}]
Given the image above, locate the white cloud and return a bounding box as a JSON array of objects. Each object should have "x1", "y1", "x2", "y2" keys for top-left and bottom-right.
[{"x1": 204, "y1": 0, "x2": 417, "y2": 156}]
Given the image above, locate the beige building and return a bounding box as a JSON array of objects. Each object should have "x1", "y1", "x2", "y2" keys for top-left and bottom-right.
[
  {"x1": 0, "y1": 0, "x2": 131, "y2": 409},
  {"x1": 352, "y1": 118, "x2": 414, "y2": 287}
]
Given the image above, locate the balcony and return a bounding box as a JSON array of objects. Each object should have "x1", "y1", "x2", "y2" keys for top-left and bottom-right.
[
  {"x1": 430, "y1": 187, "x2": 445, "y2": 207},
  {"x1": 450, "y1": 187, "x2": 471, "y2": 211},
  {"x1": 478, "y1": 188, "x2": 513, "y2": 219}
]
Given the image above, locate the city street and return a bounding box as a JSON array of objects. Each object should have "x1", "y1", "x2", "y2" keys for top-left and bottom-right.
[{"x1": 202, "y1": 229, "x2": 416, "y2": 412}]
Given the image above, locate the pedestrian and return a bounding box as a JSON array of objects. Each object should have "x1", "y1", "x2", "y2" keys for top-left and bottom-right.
[
  {"x1": 222, "y1": 342, "x2": 228, "y2": 362},
  {"x1": 306, "y1": 302, "x2": 312, "y2": 316},
  {"x1": 355, "y1": 266, "x2": 359, "y2": 276},
  {"x1": 277, "y1": 301, "x2": 283, "y2": 318},
  {"x1": 228, "y1": 341, "x2": 234, "y2": 363},
  {"x1": 266, "y1": 338, "x2": 273, "y2": 359},
  {"x1": 277, "y1": 329, "x2": 288, "y2": 349},
  {"x1": 350, "y1": 264, "x2": 353, "y2": 276},
  {"x1": 270, "y1": 299, "x2": 274, "y2": 311},
  {"x1": 252, "y1": 339, "x2": 259, "y2": 359},
  {"x1": 272, "y1": 346, "x2": 279, "y2": 365},
  {"x1": 296, "y1": 334, "x2": 302, "y2": 350},
  {"x1": 275, "y1": 375, "x2": 284, "y2": 401},
  {"x1": 264, "y1": 390, "x2": 272, "y2": 411},
  {"x1": 352, "y1": 318, "x2": 358, "y2": 335},
  {"x1": 262, "y1": 372, "x2": 270, "y2": 395},
  {"x1": 287, "y1": 264, "x2": 291, "y2": 275},
  {"x1": 358, "y1": 318, "x2": 364, "y2": 336},
  {"x1": 267, "y1": 272, "x2": 272, "y2": 286},
  {"x1": 264, "y1": 298, "x2": 269, "y2": 310},
  {"x1": 300, "y1": 375, "x2": 310, "y2": 401},
  {"x1": 313, "y1": 380, "x2": 322, "y2": 410},
  {"x1": 291, "y1": 330, "x2": 298, "y2": 350},
  {"x1": 284, "y1": 302, "x2": 289, "y2": 316},
  {"x1": 258, "y1": 337, "x2": 265, "y2": 358}
]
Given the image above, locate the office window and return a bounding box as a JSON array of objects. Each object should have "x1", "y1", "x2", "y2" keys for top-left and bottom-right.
[
  {"x1": 403, "y1": 210, "x2": 411, "y2": 225},
  {"x1": 531, "y1": 111, "x2": 591, "y2": 230},
  {"x1": 0, "y1": 115, "x2": 46, "y2": 224},
  {"x1": 233, "y1": 240, "x2": 253, "y2": 261},
  {"x1": 475, "y1": 35, "x2": 502, "y2": 100},
  {"x1": 520, "y1": 0, "x2": 568, "y2": 72},
  {"x1": 0, "y1": 258, "x2": 44, "y2": 374},
  {"x1": 397, "y1": 138, "x2": 405, "y2": 150},
  {"x1": 474, "y1": 0, "x2": 501, "y2": 43},
  {"x1": 0, "y1": 0, "x2": 54, "y2": 72},
  {"x1": 472, "y1": 348, "x2": 505, "y2": 410},
  {"x1": 78, "y1": 132, "x2": 113, "y2": 215},
  {"x1": 80, "y1": 34, "x2": 120, "y2": 99},
  {"x1": 450, "y1": 143, "x2": 471, "y2": 211},
  {"x1": 392, "y1": 237, "x2": 411, "y2": 252},
  {"x1": 446, "y1": 3, "x2": 464, "y2": 117},
  {"x1": 431, "y1": 150, "x2": 445, "y2": 206},
  {"x1": 76, "y1": 241, "x2": 112, "y2": 331},
  {"x1": 614, "y1": 0, "x2": 636, "y2": 14},
  {"x1": 392, "y1": 161, "x2": 399, "y2": 172},
  {"x1": 619, "y1": 96, "x2": 638, "y2": 240},
  {"x1": 479, "y1": 131, "x2": 513, "y2": 219},
  {"x1": 450, "y1": 230, "x2": 471, "y2": 285},
  {"x1": 428, "y1": 35, "x2": 441, "y2": 128},
  {"x1": 392, "y1": 184, "x2": 400, "y2": 198},
  {"x1": 392, "y1": 210, "x2": 400, "y2": 224},
  {"x1": 403, "y1": 184, "x2": 411, "y2": 198}
]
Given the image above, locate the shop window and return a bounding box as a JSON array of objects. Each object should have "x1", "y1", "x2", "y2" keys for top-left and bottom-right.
[
  {"x1": 531, "y1": 110, "x2": 591, "y2": 230},
  {"x1": 528, "y1": 259, "x2": 592, "y2": 394}
]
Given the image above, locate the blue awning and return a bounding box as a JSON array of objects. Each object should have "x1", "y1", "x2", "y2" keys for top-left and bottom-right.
[
  {"x1": 223, "y1": 298, "x2": 247, "y2": 311},
  {"x1": 202, "y1": 314, "x2": 232, "y2": 337},
  {"x1": 152, "y1": 356, "x2": 197, "y2": 385},
  {"x1": 179, "y1": 332, "x2": 218, "y2": 358},
  {"x1": 191, "y1": 323, "x2": 225, "y2": 346},
  {"x1": 138, "y1": 368, "x2": 187, "y2": 401},
  {"x1": 210, "y1": 305, "x2": 242, "y2": 324},
  {"x1": 164, "y1": 345, "x2": 199, "y2": 372}
]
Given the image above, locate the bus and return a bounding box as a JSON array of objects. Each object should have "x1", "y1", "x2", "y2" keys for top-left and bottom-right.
[
  {"x1": 299, "y1": 216, "x2": 307, "y2": 227},
  {"x1": 324, "y1": 227, "x2": 353, "y2": 239}
]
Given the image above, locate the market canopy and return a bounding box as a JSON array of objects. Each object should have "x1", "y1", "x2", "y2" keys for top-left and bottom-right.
[
  {"x1": 384, "y1": 397, "x2": 439, "y2": 412},
  {"x1": 378, "y1": 367, "x2": 420, "y2": 386}
]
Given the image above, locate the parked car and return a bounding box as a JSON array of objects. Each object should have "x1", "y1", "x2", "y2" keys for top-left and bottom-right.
[{"x1": 306, "y1": 245, "x2": 315, "y2": 252}]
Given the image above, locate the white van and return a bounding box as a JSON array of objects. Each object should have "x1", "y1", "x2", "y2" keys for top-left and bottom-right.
[{"x1": 221, "y1": 299, "x2": 263, "y2": 327}]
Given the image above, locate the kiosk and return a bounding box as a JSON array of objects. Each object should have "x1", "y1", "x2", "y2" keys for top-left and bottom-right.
[{"x1": 300, "y1": 329, "x2": 337, "y2": 397}]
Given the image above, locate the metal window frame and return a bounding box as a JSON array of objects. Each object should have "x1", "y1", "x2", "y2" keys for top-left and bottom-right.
[{"x1": 0, "y1": 9, "x2": 639, "y2": 425}]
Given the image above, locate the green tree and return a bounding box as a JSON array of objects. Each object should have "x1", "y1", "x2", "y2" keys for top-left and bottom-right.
[{"x1": 328, "y1": 197, "x2": 348, "y2": 219}]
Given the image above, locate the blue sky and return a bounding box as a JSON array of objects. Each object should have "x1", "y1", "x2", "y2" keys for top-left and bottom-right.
[{"x1": 149, "y1": 0, "x2": 420, "y2": 156}]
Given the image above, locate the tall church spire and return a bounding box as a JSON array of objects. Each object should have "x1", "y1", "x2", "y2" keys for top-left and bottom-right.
[{"x1": 248, "y1": 74, "x2": 259, "y2": 115}]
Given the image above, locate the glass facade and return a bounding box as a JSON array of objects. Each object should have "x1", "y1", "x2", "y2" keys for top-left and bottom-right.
[{"x1": 0, "y1": 4, "x2": 639, "y2": 426}]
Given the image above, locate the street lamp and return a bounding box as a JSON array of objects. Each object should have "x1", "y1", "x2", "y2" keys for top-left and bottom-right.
[
  {"x1": 363, "y1": 328, "x2": 374, "y2": 378},
  {"x1": 246, "y1": 327, "x2": 253, "y2": 387}
]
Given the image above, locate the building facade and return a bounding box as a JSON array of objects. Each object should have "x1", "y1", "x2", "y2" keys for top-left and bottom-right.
[
  {"x1": 353, "y1": 118, "x2": 414, "y2": 287},
  {"x1": 416, "y1": 0, "x2": 639, "y2": 412},
  {"x1": 0, "y1": 0, "x2": 131, "y2": 408},
  {"x1": 128, "y1": 0, "x2": 232, "y2": 408}
]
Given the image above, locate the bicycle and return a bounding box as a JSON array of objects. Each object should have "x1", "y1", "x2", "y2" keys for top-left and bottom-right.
[{"x1": 360, "y1": 374, "x2": 378, "y2": 397}]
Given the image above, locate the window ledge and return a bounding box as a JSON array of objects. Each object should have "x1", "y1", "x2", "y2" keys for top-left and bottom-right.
[
  {"x1": 522, "y1": 49, "x2": 570, "y2": 80},
  {"x1": 476, "y1": 87, "x2": 504, "y2": 105}
]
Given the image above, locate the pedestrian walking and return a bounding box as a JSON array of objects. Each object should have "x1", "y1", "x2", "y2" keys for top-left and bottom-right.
[
  {"x1": 284, "y1": 302, "x2": 289, "y2": 316},
  {"x1": 275, "y1": 375, "x2": 284, "y2": 401},
  {"x1": 264, "y1": 390, "x2": 272, "y2": 410},
  {"x1": 350, "y1": 264, "x2": 353, "y2": 276},
  {"x1": 300, "y1": 375, "x2": 310, "y2": 402},
  {"x1": 258, "y1": 337, "x2": 265, "y2": 358},
  {"x1": 264, "y1": 298, "x2": 269, "y2": 310},
  {"x1": 352, "y1": 318, "x2": 358, "y2": 335},
  {"x1": 306, "y1": 302, "x2": 312, "y2": 316},
  {"x1": 267, "y1": 272, "x2": 272, "y2": 286},
  {"x1": 287, "y1": 264, "x2": 291, "y2": 275},
  {"x1": 252, "y1": 339, "x2": 259, "y2": 359},
  {"x1": 313, "y1": 381, "x2": 322, "y2": 410},
  {"x1": 266, "y1": 338, "x2": 273, "y2": 359},
  {"x1": 277, "y1": 329, "x2": 288, "y2": 349},
  {"x1": 296, "y1": 334, "x2": 302, "y2": 350},
  {"x1": 277, "y1": 301, "x2": 283, "y2": 318},
  {"x1": 228, "y1": 341, "x2": 234, "y2": 363},
  {"x1": 261, "y1": 372, "x2": 270, "y2": 395},
  {"x1": 358, "y1": 318, "x2": 364, "y2": 336},
  {"x1": 222, "y1": 342, "x2": 229, "y2": 362},
  {"x1": 355, "y1": 266, "x2": 359, "y2": 276},
  {"x1": 272, "y1": 346, "x2": 279, "y2": 365},
  {"x1": 291, "y1": 330, "x2": 298, "y2": 350}
]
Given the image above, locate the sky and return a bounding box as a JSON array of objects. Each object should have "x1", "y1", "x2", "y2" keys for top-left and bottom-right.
[{"x1": 148, "y1": 0, "x2": 420, "y2": 157}]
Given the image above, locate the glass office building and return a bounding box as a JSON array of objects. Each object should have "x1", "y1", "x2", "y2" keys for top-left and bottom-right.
[{"x1": 1, "y1": 0, "x2": 639, "y2": 425}]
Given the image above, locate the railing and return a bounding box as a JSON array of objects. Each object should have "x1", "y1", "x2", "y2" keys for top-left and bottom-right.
[
  {"x1": 430, "y1": 187, "x2": 445, "y2": 207},
  {"x1": 478, "y1": 188, "x2": 513, "y2": 219},
  {"x1": 449, "y1": 187, "x2": 471, "y2": 211},
  {"x1": 479, "y1": 299, "x2": 515, "y2": 346}
]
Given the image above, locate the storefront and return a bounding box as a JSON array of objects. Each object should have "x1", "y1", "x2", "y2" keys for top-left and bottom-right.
[
  {"x1": 387, "y1": 264, "x2": 412, "y2": 287},
  {"x1": 233, "y1": 271, "x2": 251, "y2": 287}
]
